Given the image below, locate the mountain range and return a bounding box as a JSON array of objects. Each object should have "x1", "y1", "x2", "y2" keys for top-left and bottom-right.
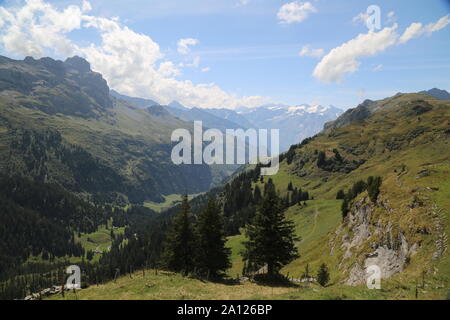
[
  {"x1": 1, "y1": 53, "x2": 449, "y2": 300},
  {"x1": 112, "y1": 92, "x2": 344, "y2": 152}
]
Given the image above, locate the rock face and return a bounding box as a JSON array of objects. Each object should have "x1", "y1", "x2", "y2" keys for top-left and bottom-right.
[
  {"x1": 0, "y1": 55, "x2": 112, "y2": 117},
  {"x1": 339, "y1": 197, "x2": 418, "y2": 286}
]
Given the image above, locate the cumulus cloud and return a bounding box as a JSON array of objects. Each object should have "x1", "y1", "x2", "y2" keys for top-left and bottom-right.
[
  {"x1": 313, "y1": 24, "x2": 399, "y2": 83},
  {"x1": 314, "y1": 14, "x2": 450, "y2": 83},
  {"x1": 0, "y1": 0, "x2": 87, "y2": 57},
  {"x1": 277, "y1": 1, "x2": 316, "y2": 24},
  {"x1": 400, "y1": 15, "x2": 450, "y2": 43},
  {"x1": 0, "y1": 0, "x2": 268, "y2": 109},
  {"x1": 299, "y1": 45, "x2": 324, "y2": 58},
  {"x1": 177, "y1": 38, "x2": 198, "y2": 55}
]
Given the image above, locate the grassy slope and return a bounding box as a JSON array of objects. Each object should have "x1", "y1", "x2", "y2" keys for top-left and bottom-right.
[
  {"x1": 225, "y1": 93, "x2": 450, "y2": 299},
  {"x1": 144, "y1": 193, "x2": 203, "y2": 212},
  {"x1": 50, "y1": 93, "x2": 450, "y2": 300},
  {"x1": 48, "y1": 268, "x2": 443, "y2": 300}
]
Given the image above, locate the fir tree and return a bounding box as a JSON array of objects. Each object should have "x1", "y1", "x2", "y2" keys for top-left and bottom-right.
[
  {"x1": 317, "y1": 263, "x2": 330, "y2": 287},
  {"x1": 194, "y1": 198, "x2": 231, "y2": 278},
  {"x1": 336, "y1": 189, "x2": 345, "y2": 200},
  {"x1": 287, "y1": 182, "x2": 293, "y2": 191},
  {"x1": 161, "y1": 194, "x2": 195, "y2": 275},
  {"x1": 242, "y1": 181, "x2": 299, "y2": 277}
]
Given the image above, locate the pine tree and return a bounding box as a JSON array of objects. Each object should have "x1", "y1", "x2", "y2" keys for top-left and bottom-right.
[
  {"x1": 336, "y1": 189, "x2": 345, "y2": 200},
  {"x1": 317, "y1": 263, "x2": 330, "y2": 287},
  {"x1": 242, "y1": 180, "x2": 299, "y2": 277},
  {"x1": 161, "y1": 194, "x2": 195, "y2": 275},
  {"x1": 194, "y1": 198, "x2": 231, "y2": 278},
  {"x1": 287, "y1": 182, "x2": 293, "y2": 191},
  {"x1": 253, "y1": 185, "x2": 262, "y2": 203}
]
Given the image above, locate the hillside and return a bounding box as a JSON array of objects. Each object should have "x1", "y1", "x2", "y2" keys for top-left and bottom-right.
[
  {"x1": 48, "y1": 266, "x2": 444, "y2": 300},
  {"x1": 50, "y1": 91, "x2": 450, "y2": 300},
  {"x1": 0, "y1": 55, "x2": 213, "y2": 204},
  {"x1": 248, "y1": 92, "x2": 449, "y2": 294}
]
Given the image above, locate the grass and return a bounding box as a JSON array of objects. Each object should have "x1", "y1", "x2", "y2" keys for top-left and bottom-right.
[
  {"x1": 47, "y1": 268, "x2": 446, "y2": 300},
  {"x1": 144, "y1": 194, "x2": 182, "y2": 212},
  {"x1": 144, "y1": 193, "x2": 203, "y2": 212},
  {"x1": 76, "y1": 224, "x2": 125, "y2": 261}
]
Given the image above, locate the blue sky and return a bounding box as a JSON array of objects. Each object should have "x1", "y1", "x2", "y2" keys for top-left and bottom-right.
[{"x1": 0, "y1": 0, "x2": 449, "y2": 109}]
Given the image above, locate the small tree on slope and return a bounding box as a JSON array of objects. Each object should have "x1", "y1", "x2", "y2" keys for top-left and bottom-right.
[
  {"x1": 242, "y1": 180, "x2": 299, "y2": 277},
  {"x1": 161, "y1": 194, "x2": 195, "y2": 275},
  {"x1": 195, "y1": 198, "x2": 231, "y2": 278},
  {"x1": 317, "y1": 263, "x2": 330, "y2": 287}
]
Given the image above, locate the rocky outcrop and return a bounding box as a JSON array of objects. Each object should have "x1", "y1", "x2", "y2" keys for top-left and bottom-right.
[{"x1": 339, "y1": 197, "x2": 419, "y2": 286}]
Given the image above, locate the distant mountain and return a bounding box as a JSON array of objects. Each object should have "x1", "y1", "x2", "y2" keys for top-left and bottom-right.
[
  {"x1": 168, "y1": 100, "x2": 188, "y2": 110},
  {"x1": 164, "y1": 103, "x2": 246, "y2": 132},
  {"x1": 204, "y1": 108, "x2": 254, "y2": 129},
  {"x1": 110, "y1": 92, "x2": 343, "y2": 152},
  {"x1": 110, "y1": 89, "x2": 159, "y2": 107},
  {"x1": 0, "y1": 55, "x2": 214, "y2": 203},
  {"x1": 419, "y1": 88, "x2": 450, "y2": 100},
  {"x1": 237, "y1": 104, "x2": 343, "y2": 152}
]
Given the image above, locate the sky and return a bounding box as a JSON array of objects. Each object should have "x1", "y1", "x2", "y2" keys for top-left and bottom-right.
[{"x1": 0, "y1": 0, "x2": 449, "y2": 110}]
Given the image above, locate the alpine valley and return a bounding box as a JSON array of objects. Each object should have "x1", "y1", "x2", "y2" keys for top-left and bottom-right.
[{"x1": 0, "y1": 55, "x2": 449, "y2": 301}]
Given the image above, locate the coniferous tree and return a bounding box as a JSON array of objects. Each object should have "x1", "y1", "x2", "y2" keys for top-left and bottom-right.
[
  {"x1": 194, "y1": 198, "x2": 231, "y2": 278},
  {"x1": 161, "y1": 194, "x2": 195, "y2": 275},
  {"x1": 287, "y1": 182, "x2": 293, "y2": 191},
  {"x1": 336, "y1": 189, "x2": 345, "y2": 200},
  {"x1": 317, "y1": 263, "x2": 330, "y2": 287},
  {"x1": 254, "y1": 185, "x2": 262, "y2": 203},
  {"x1": 242, "y1": 180, "x2": 299, "y2": 277}
]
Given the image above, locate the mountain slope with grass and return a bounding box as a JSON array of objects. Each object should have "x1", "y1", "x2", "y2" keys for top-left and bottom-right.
[
  {"x1": 57, "y1": 91, "x2": 449, "y2": 300},
  {"x1": 0, "y1": 55, "x2": 214, "y2": 204}
]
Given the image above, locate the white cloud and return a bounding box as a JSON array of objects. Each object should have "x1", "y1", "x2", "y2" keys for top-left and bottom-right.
[
  {"x1": 399, "y1": 22, "x2": 423, "y2": 44},
  {"x1": 352, "y1": 12, "x2": 369, "y2": 26},
  {"x1": 400, "y1": 15, "x2": 450, "y2": 43},
  {"x1": 0, "y1": 0, "x2": 268, "y2": 109},
  {"x1": 277, "y1": 1, "x2": 316, "y2": 24},
  {"x1": 314, "y1": 14, "x2": 450, "y2": 83},
  {"x1": 177, "y1": 38, "x2": 198, "y2": 55},
  {"x1": 201, "y1": 67, "x2": 210, "y2": 72},
  {"x1": 386, "y1": 11, "x2": 396, "y2": 25},
  {"x1": 313, "y1": 24, "x2": 399, "y2": 83},
  {"x1": 0, "y1": 0, "x2": 84, "y2": 57},
  {"x1": 158, "y1": 61, "x2": 181, "y2": 77},
  {"x1": 299, "y1": 45, "x2": 324, "y2": 58},
  {"x1": 81, "y1": 0, "x2": 92, "y2": 12}
]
